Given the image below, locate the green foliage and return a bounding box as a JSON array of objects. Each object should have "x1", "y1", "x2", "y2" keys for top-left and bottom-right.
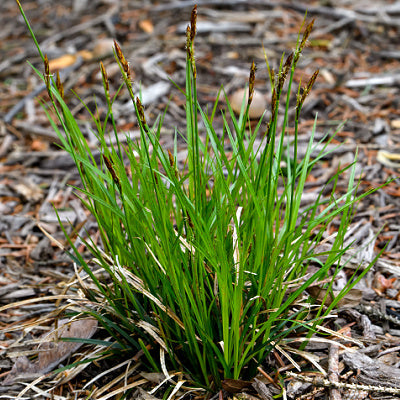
[{"x1": 18, "y1": 2, "x2": 382, "y2": 392}]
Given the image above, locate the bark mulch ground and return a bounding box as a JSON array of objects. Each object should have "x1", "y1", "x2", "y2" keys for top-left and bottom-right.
[{"x1": 1, "y1": 0, "x2": 400, "y2": 399}]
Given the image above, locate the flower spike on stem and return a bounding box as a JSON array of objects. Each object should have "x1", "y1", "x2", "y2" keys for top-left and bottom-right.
[
  {"x1": 114, "y1": 40, "x2": 132, "y2": 83},
  {"x1": 103, "y1": 154, "x2": 121, "y2": 190},
  {"x1": 299, "y1": 18, "x2": 315, "y2": 53},
  {"x1": 136, "y1": 97, "x2": 148, "y2": 131},
  {"x1": 296, "y1": 69, "x2": 319, "y2": 118},
  {"x1": 168, "y1": 150, "x2": 175, "y2": 168},
  {"x1": 56, "y1": 71, "x2": 64, "y2": 100},
  {"x1": 190, "y1": 5, "x2": 197, "y2": 43},
  {"x1": 248, "y1": 61, "x2": 256, "y2": 106},
  {"x1": 100, "y1": 61, "x2": 109, "y2": 95},
  {"x1": 168, "y1": 150, "x2": 179, "y2": 178},
  {"x1": 278, "y1": 52, "x2": 293, "y2": 92},
  {"x1": 186, "y1": 25, "x2": 192, "y2": 58},
  {"x1": 43, "y1": 54, "x2": 53, "y2": 100},
  {"x1": 186, "y1": 5, "x2": 197, "y2": 79},
  {"x1": 293, "y1": 18, "x2": 315, "y2": 66}
]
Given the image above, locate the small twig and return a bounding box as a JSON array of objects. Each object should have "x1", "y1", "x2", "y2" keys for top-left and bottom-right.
[
  {"x1": 328, "y1": 344, "x2": 341, "y2": 400},
  {"x1": 377, "y1": 345, "x2": 400, "y2": 358},
  {"x1": 257, "y1": 366, "x2": 280, "y2": 389},
  {"x1": 286, "y1": 372, "x2": 400, "y2": 395},
  {"x1": 297, "y1": 387, "x2": 325, "y2": 400}
]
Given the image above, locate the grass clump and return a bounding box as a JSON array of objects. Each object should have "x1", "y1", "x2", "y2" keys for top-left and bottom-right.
[{"x1": 18, "y1": 2, "x2": 383, "y2": 394}]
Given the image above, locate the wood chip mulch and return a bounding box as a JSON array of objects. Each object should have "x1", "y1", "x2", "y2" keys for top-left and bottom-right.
[{"x1": 1, "y1": 0, "x2": 400, "y2": 399}]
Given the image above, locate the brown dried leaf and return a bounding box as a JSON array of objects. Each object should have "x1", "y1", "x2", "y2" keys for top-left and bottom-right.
[
  {"x1": 48, "y1": 54, "x2": 77, "y2": 70},
  {"x1": 37, "y1": 317, "x2": 98, "y2": 371},
  {"x1": 1, "y1": 356, "x2": 37, "y2": 385},
  {"x1": 222, "y1": 378, "x2": 253, "y2": 393},
  {"x1": 139, "y1": 19, "x2": 154, "y2": 34},
  {"x1": 307, "y1": 286, "x2": 362, "y2": 309},
  {"x1": 2, "y1": 318, "x2": 97, "y2": 385}
]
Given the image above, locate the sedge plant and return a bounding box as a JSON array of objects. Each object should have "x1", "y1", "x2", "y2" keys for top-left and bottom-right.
[{"x1": 18, "y1": 2, "x2": 383, "y2": 393}]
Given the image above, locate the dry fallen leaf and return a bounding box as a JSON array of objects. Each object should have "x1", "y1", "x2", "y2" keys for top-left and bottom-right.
[
  {"x1": 2, "y1": 317, "x2": 97, "y2": 385},
  {"x1": 30, "y1": 138, "x2": 49, "y2": 152},
  {"x1": 307, "y1": 286, "x2": 363, "y2": 309},
  {"x1": 222, "y1": 378, "x2": 253, "y2": 393},
  {"x1": 139, "y1": 19, "x2": 154, "y2": 34},
  {"x1": 48, "y1": 54, "x2": 77, "y2": 70},
  {"x1": 372, "y1": 272, "x2": 396, "y2": 295}
]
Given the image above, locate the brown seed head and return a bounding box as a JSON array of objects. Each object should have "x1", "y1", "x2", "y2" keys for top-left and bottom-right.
[
  {"x1": 299, "y1": 19, "x2": 315, "y2": 52},
  {"x1": 44, "y1": 54, "x2": 50, "y2": 77},
  {"x1": 56, "y1": 71, "x2": 64, "y2": 100},
  {"x1": 114, "y1": 40, "x2": 125, "y2": 64},
  {"x1": 186, "y1": 25, "x2": 192, "y2": 56},
  {"x1": 103, "y1": 154, "x2": 120, "y2": 188},
  {"x1": 308, "y1": 69, "x2": 319, "y2": 86},
  {"x1": 190, "y1": 5, "x2": 197, "y2": 43},
  {"x1": 125, "y1": 63, "x2": 131, "y2": 81},
  {"x1": 271, "y1": 87, "x2": 277, "y2": 121},
  {"x1": 279, "y1": 52, "x2": 293, "y2": 91},
  {"x1": 248, "y1": 61, "x2": 256, "y2": 106},
  {"x1": 168, "y1": 150, "x2": 175, "y2": 168},
  {"x1": 187, "y1": 212, "x2": 194, "y2": 229},
  {"x1": 100, "y1": 61, "x2": 109, "y2": 93},
  {"x1": 294, "y1": 19, "x2": 315, "y2": 66},
  {"x1": 305, "y1": 69, "x2": 319, "y2": 93},
  {"x1": 185, "y1": 24, "x2": 197, "y2": 78},
  {"x1": 300, "y1": 70, "x2": 319, "y2": 105},
  {"x1": 114, "y1": 40, "x2": 131, "y2": 79},
  {"x1": 136, "y1": 97, "x2": 147, "y2": 127},
  {"x1": 296, "y1": 70, "x2": 319, "y2": 119},
  {"x1": 43, "y1": 54, "x2": 53, "y2": 98}
]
